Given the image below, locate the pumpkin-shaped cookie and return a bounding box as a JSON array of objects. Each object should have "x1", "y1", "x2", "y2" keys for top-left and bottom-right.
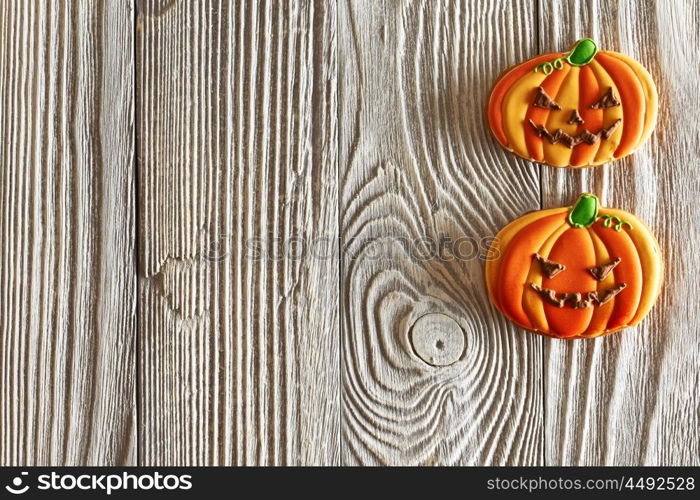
[
  {"x1": 485, "y1": 194, "x2": 662, "y2": 338},
  {"x1": 487, "y1": 39, "x2": 658, "y2": 167}
]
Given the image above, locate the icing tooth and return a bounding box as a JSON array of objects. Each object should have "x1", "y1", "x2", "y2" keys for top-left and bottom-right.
[
  {"x1": 529, "y1": 119, "x2": 550, "y2": 139},
  {"x1": 579, "y1": 130, "x2": 600, "y2": 145},
  {"x1": 597, "y1": 283, "x2": 627, "y2": 305},
  {"x1": 573, "y1": 299, "x2": 593, "y2": 309},
  {"x1": 564, "y1": 292, "x2": 582, "y2": 306},
  {"x1": 529, "y1": 283, "x2": 566, "y2": 307},
  {"x1": 600, "y1": 118, "x2": 622, "y2": 139}
]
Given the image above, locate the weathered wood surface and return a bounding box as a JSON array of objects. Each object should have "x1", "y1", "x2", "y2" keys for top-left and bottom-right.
[
  {"x1": 136, "y1": 0, "x2": 339, "y2": 465},
  {"x1": 0, "y1": 1, "x2": 135, "y2": 465},
  {"x1": 1, "y1": 0, "x2": 698, "y2": 466}
]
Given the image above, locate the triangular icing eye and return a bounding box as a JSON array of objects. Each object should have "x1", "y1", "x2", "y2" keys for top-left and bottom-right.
[
  {"x1": 590, "y1": 87, "x2": 621, "y2": 109},
  {"x1": 534, "y1": 253, "x2": 565, "y2": 278},
  {"x1": 533, "y1": 87, "x2": 561, "y2": 110},
  {"x1": 589, "y1": 257, "x2": 621, "y2": 280}
]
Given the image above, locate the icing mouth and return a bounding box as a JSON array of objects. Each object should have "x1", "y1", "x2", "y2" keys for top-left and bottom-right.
[
  {"x1": 529, "y1": 282, "x2": 627, "y2": 309},
  {"x1": 529, "y1": 118, "x2": 622, "y2": 149}
]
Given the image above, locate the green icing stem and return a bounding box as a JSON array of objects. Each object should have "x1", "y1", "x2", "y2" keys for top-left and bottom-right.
[
  {"x1": 566, "y1": 193, "x2": 634, "y2": 231},
  {"x1": 568, "y1": 194, "x2": 599, "y2": 228},
  {"x1": 534, "y1": 38, "x2": 598, "y2": 75}
]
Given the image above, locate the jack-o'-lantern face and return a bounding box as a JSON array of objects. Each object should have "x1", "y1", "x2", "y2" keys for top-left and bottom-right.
[
  {"x1": 487, "y1": 39, "x2": 658, "y2": 167},
  {"x1": 529, "y1": 253, "x2": 626, "y2": 309},
  {"x1": 485, "y1": 194, "x2": 663, "y2": 339},
  {"x1": 527, "y1": 85, "x2": 622, "y2": 150}
]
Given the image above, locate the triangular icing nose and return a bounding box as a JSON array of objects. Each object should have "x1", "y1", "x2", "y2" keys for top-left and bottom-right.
[{"x1": 568, "y1": 109, "x2": 584, "y2": 124}]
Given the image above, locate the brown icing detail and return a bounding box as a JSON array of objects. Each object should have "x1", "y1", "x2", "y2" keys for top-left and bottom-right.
[
  {"x1": 533, "y1": 86, "x2": 561, "y2": 110},
  {"x1": 530, "y1": 283, "x2": 566, "y2": 307},
  {"x1": 529, "y1": 283, "x2": 627, "y2": 308},
  {"x1": 577, "y1": 129, "x2": 599, "y2": 144},
  {"x1": 589, "y1": 87, "x2": 621, "y2": 109},
  {"x1": 589, "y1": 257, "x2": 622, "y2": 281},
  {"x1": 564, "y1": 292, "x2": 582, "y2": 308},
  {"x1": 529, "y1": 120, "x2": 550, "y2": 138},
  {"x1": 574, "y1": 297, "x2": 593, "y2": 309},
  {"x1": 573, "y1": 292, "x2": 595, "y2": 309},
  {"x1": 600, "y1": 118, "x2": 622, "y2": 139},
  {"x1": 561, "y1": 132, "x2": 580, "y2": 149},
  {"x1": 528, "y1": 118, "x2": 622, "y2": 149},
  {"x1": 596, "y1": 282, "x2": 627, "y2": 305},
  {"x1": 567, "y1": 109, "x2": 584, "y2": 125},
  {"x1": 534, "y1": 253, "x2": 565, "y2": 278}
]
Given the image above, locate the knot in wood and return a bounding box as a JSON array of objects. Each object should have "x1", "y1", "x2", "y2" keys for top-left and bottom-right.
[{"x1": 410, "y1": 314, "x2": 465, "y2": 367}]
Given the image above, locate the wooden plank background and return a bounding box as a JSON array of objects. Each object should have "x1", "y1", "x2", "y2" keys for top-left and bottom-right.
[
  {"x1": 1, "y1": 0, "x2": 697, "y2": 466},
  {"x1": 136, "y1": 0, "x2": 339, "y2": 465},
  {"x1": 0, "y1": 0, "x2": 136, "y2": 465}
]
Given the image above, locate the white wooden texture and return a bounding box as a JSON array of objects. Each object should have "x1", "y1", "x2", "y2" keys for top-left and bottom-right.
[
  {"x1": 339, "y1": 0, "x2": 546, "y2": 465},
  {"x1": 136, "y1": 0, "x2": 340, "y2": 465},
  {"x1": 538, "y1": 0, "x2": 699, "y2": 465},
  {"x1": 0, "y1": 1, "x2": 136, "y2": 465}
]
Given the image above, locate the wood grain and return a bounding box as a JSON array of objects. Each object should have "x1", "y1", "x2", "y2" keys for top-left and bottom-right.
[
  {"x1": 339, "y1": 0, "x2": 545, "y2": 465},
  {"x1": 136, "y1": 0, "x2": 340, "y2": 465},
  {"x1": 0, "y1": 0, "x2": 135, "y2": 465},
  {"x1": 538, "y1": 0, "x2": 700, "y2": 465}
]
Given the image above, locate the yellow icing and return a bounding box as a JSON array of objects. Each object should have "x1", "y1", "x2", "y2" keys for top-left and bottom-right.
[
  {"x1": 610, "y1": 51, "x2": 658, "y2": 149},
  {"x1": 501, "y1": 71, "x2": 548, "y2": 159},
  {"x1": 588, "y1": 59, "x2": 624, "y2": 164}
]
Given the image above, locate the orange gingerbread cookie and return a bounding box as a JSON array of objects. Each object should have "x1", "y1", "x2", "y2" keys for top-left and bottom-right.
[
  {"x1": 485, "y1": 194, "x2": 663, "y2": 338},
  {"x1": 487, "y1": 39, "x2": 658, "y2": 167}
]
